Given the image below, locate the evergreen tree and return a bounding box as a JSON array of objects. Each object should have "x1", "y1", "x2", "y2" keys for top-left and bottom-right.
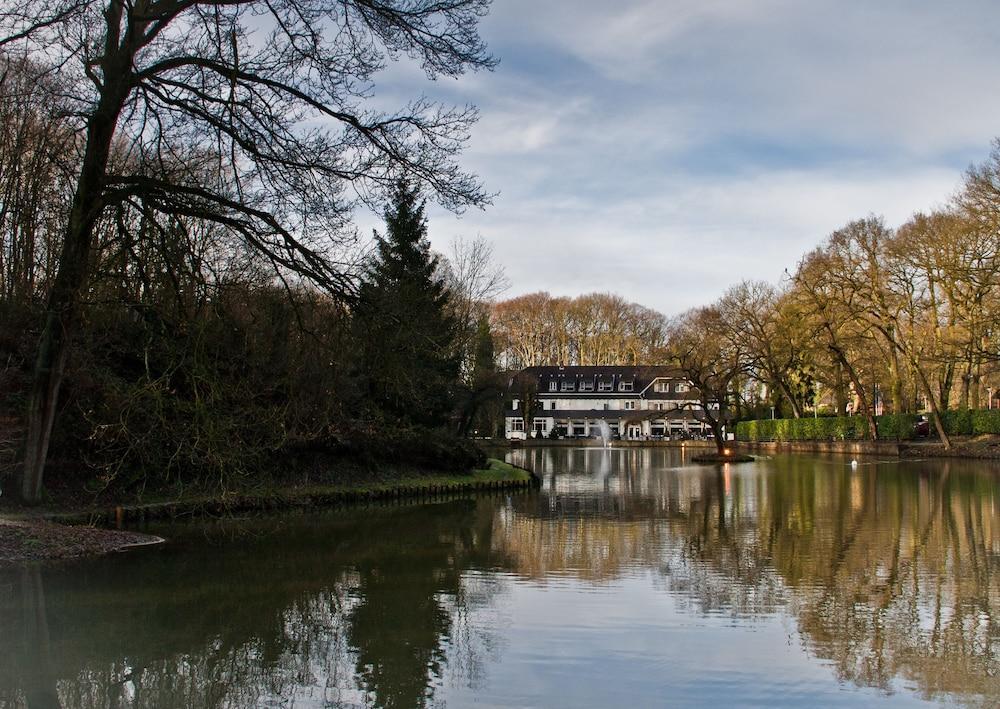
[
  {"x1": 355, "y1": 181, "x2": 460, "y2": 426},
  {"x1": 457, "y1": 315, "x2": 503, "y2": 435},
  {"x1": 472, "y1": 315, "x2": 496, "y2": 384}
]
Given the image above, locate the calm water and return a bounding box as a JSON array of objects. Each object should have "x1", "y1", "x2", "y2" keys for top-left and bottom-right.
[{"x1": 1, "y1": 449, "x2": 999, "y2": 708}]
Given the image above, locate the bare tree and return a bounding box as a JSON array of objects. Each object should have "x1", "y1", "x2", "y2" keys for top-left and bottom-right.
[
  {"x1": 439, "y1": 233, "x2": 508, "y2": 379},
  {"x1": 490, "y1": 291, "x2": 668, "y2": 369},
  {"x1": 665, "y1": 305, "x2": 748, "y2": 456},
  {"x1": 790, "y1": 247, "x2": 881, "y2": 441},
  {"x1": 1, "y1": 0, "x2": 496, "y2": 502},
  {"x1": 724, "y1": 280, "x2": 808, "y2": 418}
]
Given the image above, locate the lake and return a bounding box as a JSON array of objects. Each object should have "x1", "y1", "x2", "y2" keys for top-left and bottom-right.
[{"x1": 1, "y1": 448, "x2": 998, "y2": 707}]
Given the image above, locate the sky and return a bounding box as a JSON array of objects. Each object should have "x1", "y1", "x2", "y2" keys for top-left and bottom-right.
[{"x1": 364, "y1": 0, "x2": 1000, "y2": 317}]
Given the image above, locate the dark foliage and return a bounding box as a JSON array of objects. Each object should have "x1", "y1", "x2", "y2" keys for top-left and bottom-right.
[{"x1": 354, "y1": 180, "x2": 461, "y2": 426}]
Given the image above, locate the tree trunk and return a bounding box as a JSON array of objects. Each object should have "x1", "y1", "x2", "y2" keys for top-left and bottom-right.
[
  {"x1": 710, "y1": 414, "x2": 725, "y2": 455},
  {"x1": 912, "y1": 358, "x2": 951, "y2": 449},
  {"x1": 834, "y1": 361, "x2": 848, "y2": 416},
  {"x1": 970, "y1": 357, "x2": 982, "y2": 410},
  {"x1": 777, "y1": 379, "x2": 802, "y2": 418},
  {"x1": 959, "y1": 359, "x2": 972, "y2": 410},
  {"x1": 939, "y1": 360, "x2": 954, "y2": 411},
  {"x1": 888, "y1": 348, "x2": 904, "y2": 413},
  {"x1": 830, "y1": 344, "x2": 878, "y2": 441},
  {"x1": 16, "y1": 80, "x2": 125, "y2": 503}
]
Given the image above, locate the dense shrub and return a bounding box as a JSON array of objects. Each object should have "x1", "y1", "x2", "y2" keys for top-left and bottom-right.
[
  {"x1": 970, "y1": 409, "x2": 1000, "y2": 434},
  {"x1": 940, "y1": 409, "x2": 972, "y2": 435},
  {"x1": 737, "y1": 413, "x2": 918, "y2": 442},
  {"x1": 1, "y1": 284, "x2": 483, "y2": 498},
  {"x1": 340, "y1": 425, "x2": 486, "y2": 472},
  {"x1": 737, "y1": 409, "x2": 1000, "y2": 441}
]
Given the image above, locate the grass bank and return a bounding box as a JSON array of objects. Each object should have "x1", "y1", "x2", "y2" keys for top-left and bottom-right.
[{"x1": 1, "y1": 458, "x2": 538, "y2": 531}]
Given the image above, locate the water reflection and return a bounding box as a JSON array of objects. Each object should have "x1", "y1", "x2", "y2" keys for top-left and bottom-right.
[
  {"x1": 506, "y1": 448, "x2": 1000, "y2": 701},
  {"x1": 0, "y1": 501, "x2": 505, "y2": 708},
  {"x1": 0, "y1": 450, "x2": 997, "y2": 707}
]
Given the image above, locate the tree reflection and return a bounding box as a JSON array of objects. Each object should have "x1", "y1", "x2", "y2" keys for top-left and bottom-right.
[
  {"x1": 503, "y1": 448, "x2": 1000, "y2": 701},
  {"x1": 0, "y1": 499, "x2": 503, "y2": 708},
  {"x1": 343, "y1": 503, "x2": 487, "y2": 709}
]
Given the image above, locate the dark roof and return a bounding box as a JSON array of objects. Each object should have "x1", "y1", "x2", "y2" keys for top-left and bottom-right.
[
  {"x1": 508, "y1": 365, "x2": 688, "y2": 394},
  {"x1": 505, "y1": 409, "x2": 705, "y2": 421}
]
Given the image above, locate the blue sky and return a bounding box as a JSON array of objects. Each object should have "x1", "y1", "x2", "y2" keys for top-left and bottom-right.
[{"x1": 367, "y1": 0, "x2": 1000, "y2": 316}]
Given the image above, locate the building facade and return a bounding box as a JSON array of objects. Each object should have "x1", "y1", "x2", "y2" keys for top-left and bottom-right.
[{"x1": 504, "y1": 365, "x2": 715, "y2": 441}]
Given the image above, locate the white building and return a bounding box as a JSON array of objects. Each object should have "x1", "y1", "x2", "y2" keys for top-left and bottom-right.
[{"x1": 504, "y1": 366, "x2": 716, "y2": 441}]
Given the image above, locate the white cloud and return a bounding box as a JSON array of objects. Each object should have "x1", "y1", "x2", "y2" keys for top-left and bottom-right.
[
  {"x1": 426, "y1": 165, "x2": 963, "y2": 316},
  {"x1": 354, "y1": 0, "x2": 1000, "y2": 316}
]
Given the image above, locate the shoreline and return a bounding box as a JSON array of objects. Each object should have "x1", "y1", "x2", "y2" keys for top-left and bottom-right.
[
  {"x1": 0, "y1": 459, "x2": 539, "y2": 563},
  {"x1": 0, "y1": 518, "x2": 164, "y2": 564},
  {"x1": 737, "y1": 436, "x2": 1000, "y2": 460}
]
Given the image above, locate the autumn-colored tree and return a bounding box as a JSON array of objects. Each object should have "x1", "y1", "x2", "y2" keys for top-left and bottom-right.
[
  {"x1": 491, "y1": 292, "x2": 667, "y2": 368},
  {"x1": 664, "y1": 304, "x2": 748, "y2": 455}
]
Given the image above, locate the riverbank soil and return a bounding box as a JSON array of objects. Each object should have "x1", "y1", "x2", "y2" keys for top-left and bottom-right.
[
  {"x1": 0, "y1": 518, "x2": 160, "y2": 563},
  {"x1": 691, "y1": 453, "x2": 755, "y2": 463},
  {"x1": 900, "y1": 434, "x2": 1000, "y2": 459}
]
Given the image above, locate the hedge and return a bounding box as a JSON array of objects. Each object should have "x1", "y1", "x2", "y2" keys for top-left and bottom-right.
[{"x1": 736, "y1": 409, "x2": 1000, "y2": 441}]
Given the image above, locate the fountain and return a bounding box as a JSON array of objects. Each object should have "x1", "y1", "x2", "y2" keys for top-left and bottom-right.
[{"x1": 595, "y1": 420, "x2": 613, "y2": 448}]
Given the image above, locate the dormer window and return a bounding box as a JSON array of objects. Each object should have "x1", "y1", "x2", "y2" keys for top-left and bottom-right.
[
  {"x1": 548, "y1": 381, "x2": 558, "y2": 392},
  {"x1": 561, "y1": 381, "x2": 575, "y2": 392},
  {"x1": 676, "y1": 383, "x2": 690, "y2": 393},
  {"x1": 598, "y1": 380, "x2": 614, "y2": 392},
  {"x1": 619, "y1": 381, "x2": 634, "y2": 392},
  {"x1": 580, "y1": 381, "x2": 594, "y2": 392},
  {"x1": 654, "y1": 381, "x2": 670, "y2": 393}
]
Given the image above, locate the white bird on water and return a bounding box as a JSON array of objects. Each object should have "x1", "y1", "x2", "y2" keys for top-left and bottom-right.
[{"x1": 851, "y1": 459, "x2": 859, "y2": 467}]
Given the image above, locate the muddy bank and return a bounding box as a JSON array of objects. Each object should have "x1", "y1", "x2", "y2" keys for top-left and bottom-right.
[
  {"x1": 0, "y1": 519, "x2": 162, "y2": 564},
  {"x1": 738, "y1": 435, "x2": 1000, "y2": 461}
]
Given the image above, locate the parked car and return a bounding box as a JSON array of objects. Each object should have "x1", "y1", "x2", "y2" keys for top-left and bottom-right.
[{"x1": 913, "y1": 415, "x2": 930, "y2": 438}]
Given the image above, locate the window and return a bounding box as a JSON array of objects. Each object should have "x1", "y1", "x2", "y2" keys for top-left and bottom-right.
[
  {"x1": 619, "y1": 381, "x2": 634, "y2": 392},
  {"x1": 548, "y1": 401, "x2": 557, "y2": 410},
  {"x1": 603, "y1": 403, "x2": 610, "y2": 410},
  {"x1": 510, "y1": 417, "x2": 524, "y2": 432},
  {"x1": 654, "y1": 381, "x2": 670, "y2": 393},
  {"x1": 548, "y1": 381, "x2": 558, "y2": 392},
  {"x1": 625, "y1": 401, "x2": 636, "y2": 410},
  {"x1": 579, "y1": 380, "x2": 594, "y2": 392},
  {"x1": 533, "y1": 420, "x2": 547, "y2": 433},
  {"x1": 653, "y1": 402, "x2": 665, "y2": 410},
  {"x1": 512, "y1": 399, "x2": 519, "y2": 410},
  {"x1": 598, "y1": 380, "x2": 614, "y2": 392},
  {"x1": 676, "y1": 383, "x2": 690, "y2": 393},
  {"x1": 561, "y1": 381, "x2": 575, "y2": 392}
]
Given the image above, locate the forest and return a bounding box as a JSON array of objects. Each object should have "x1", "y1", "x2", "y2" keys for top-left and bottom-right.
[{"x1": 0, "y1": 0, "x2": 502, "y2": 504}]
